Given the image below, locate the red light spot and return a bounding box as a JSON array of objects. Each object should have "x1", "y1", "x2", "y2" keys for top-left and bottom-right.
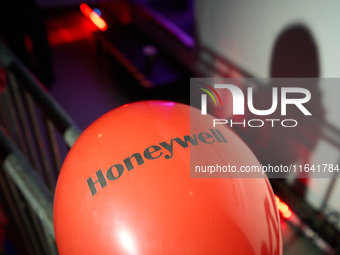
[
  {"x1": 80, "y1": 3, "x2": 107, "y2": 31},
  {"x1": 275, "y1": 194, "x2": 292, "y2": 219},
  {"x1": 282, "y1": 210, "x2": 292, "y2": 219},
  {"x1": 280, "y1": 204, "x2": 289, "y2": 213},
  {"x1": 275, "y1": 195, "x2": 280, "y2": 203}
]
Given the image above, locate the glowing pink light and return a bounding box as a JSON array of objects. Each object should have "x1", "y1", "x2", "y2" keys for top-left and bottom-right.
[{"x1": 80, "y1": 3, "x2": 107, "y2": 31}]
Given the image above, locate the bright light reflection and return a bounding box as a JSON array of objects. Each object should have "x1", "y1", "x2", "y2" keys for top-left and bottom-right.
[
  {"x1": 119, "y1": 229, "x2": 137, "y2": 255},
  {"x1": 159, "y1": 102, "x2": 176, "y2": 107}
]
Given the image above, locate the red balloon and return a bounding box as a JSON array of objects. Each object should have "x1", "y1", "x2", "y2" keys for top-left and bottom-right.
[{"x1": 54, "y1": 101, "x2": 282, "y2": 255}]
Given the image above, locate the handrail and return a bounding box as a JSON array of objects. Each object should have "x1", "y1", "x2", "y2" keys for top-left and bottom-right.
[
  {"x1": 0, "y1": 130, "x2": 56, "y2": 248},
  {"x1": 0, "y1": 41, "x2": 81, "y2": 147},
  {"x1": 0, "y1": 40, "x2": 82, "y2": 254}
]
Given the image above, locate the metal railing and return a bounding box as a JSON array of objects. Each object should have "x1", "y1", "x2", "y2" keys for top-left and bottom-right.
[{"x1": 0, "y1": 41, "x2": 81, "y2": 254}]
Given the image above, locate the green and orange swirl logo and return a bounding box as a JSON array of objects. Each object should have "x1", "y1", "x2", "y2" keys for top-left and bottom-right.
[{"x1": 196, "y1": 82, "x2": 223, "y2": 106}]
